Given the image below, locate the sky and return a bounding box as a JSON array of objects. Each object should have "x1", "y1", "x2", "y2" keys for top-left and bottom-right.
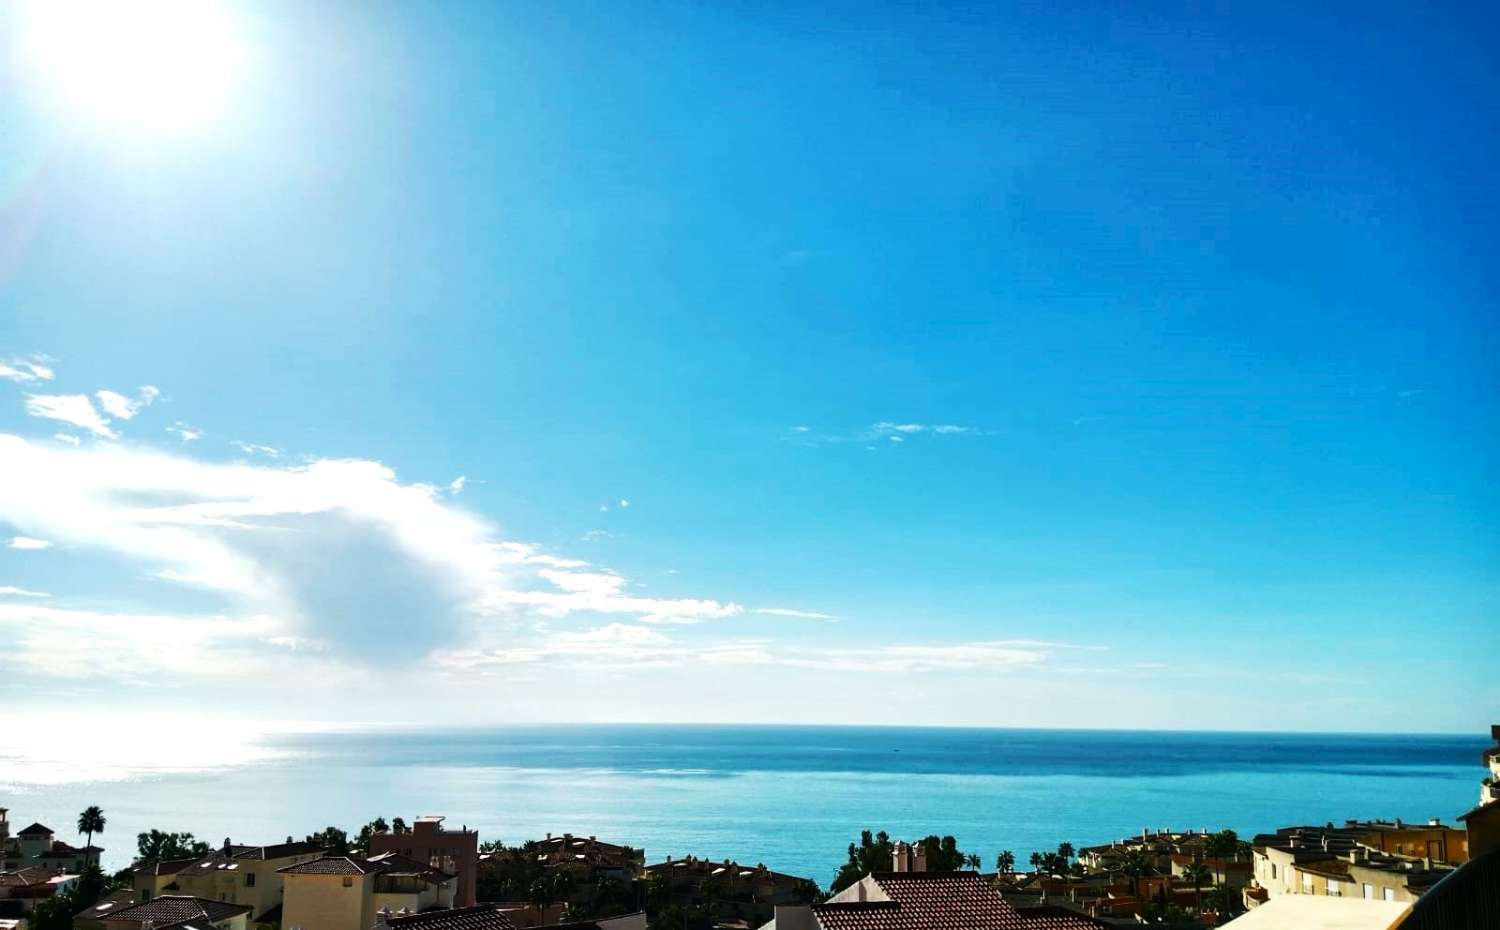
[{"x1": 0, "y1": 0, "x2": 1495, "y2": 734}]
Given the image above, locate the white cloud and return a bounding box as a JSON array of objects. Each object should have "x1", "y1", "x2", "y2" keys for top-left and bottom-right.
[
  {"x1": 0, "y1": 357, "x2": 55, "y2": 384},
  {"x1": 755, "y1": 607, "x2": 839, "y2": 621},
  {"x1": 166, "y1": 422, "x2": 202, "y2": 442},
  {"x1": 8, "y1": 536, "x2": 53, "y2": 550},
  {"x1": 0, "y1": 585, "x2": 51, "y2": 597},
  {"x1": 24, "y1": 394, "x2": 116, "y2": 438},
  {"x1": 53, "y1": 433, "x2": 80, "y2": 445},
  {"x1": 448, "y1": 475, "x2": 467, "y2": 495},
  {"x1": 618, "y1": 498, "x2": 630, "y2": 508},
  {"x1": 95, "y1": 386, "x2": 160, "y2": 420},
  {"x1": 786, "y1": 421, "x2": 981, "y2": 446},
  {"x1": 0, "y1": 435, "x2": 744, "y2": 671},
  {"x1": 230, "y1": 440, "x2": 282, "y2": 458}
]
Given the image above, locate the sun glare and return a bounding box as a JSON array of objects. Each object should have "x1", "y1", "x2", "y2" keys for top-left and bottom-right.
[{"x1": 19, "y1": 0, "x2": 247, "y2": 133}]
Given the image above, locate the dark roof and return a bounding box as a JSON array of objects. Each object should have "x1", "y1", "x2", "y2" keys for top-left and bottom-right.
[
  {"x1": 386, "y1": 905, "x2": 519, "y2": 930},
  {"x1": 813, "y1": 873, "x2": 1105, "y2": 930},
  {"x1": 254, "y1": 903, "x2": 284, "y2": 925},
  {"x1": 278, "y1": 853, "x2": 451, "y2": 882},
  {"x1": 237, "y1": 841, "x2": 325, "y2": 860},
  {"x1": 530, "y1": 915, "x2": 647, "y2": 930},
  {"x1": 132, "y1": 857, "x2": 196, "y2": 877},
  {"x1": 17, "y1": 823, "x2": 53, "y2": 836},
  {"x1": 278, "y1": 855, "x2": 378, "y2": 876},
  {"x1": 74, "y1": 890, "x2": 138, "y2": 921},
  {"x1": 0, "y1": 868, "x2": 56, "y2": 888},
  {"x1": 98, "y1": 896, "x2": 251, "y2": 927},
  {"x1": 1458, "y1": 799, "x2": 1500, "y2": 822}
]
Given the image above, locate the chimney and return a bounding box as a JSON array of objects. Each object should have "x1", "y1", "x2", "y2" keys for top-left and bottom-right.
[
  {"x1": 1428, "y1": 818, "x2": 1440, "y2": 827},
  {"x1": 1395, "y1": 819, "x2": 1403, "y2": 829},
  {"x1": 287, "y1": 836, "x2": 294, "y2": 844}
]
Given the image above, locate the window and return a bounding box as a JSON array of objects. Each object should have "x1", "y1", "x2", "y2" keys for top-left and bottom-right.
[
  {"x1": 246, "y1": 873, "x2": 256, "y2": 887},
  {"x1": 1270, "y1": 864, "x2": 1277, "y2": 880},
  {"x1": 1363, "y1": 884, "x2": 1374, "y2": 899},
  {"x1": 1302, "y1": 874, "x2": 1314, "y2": 894},
  {"x1": 1382, "y1": 888, "x2": 1395, "y2": 902},
  {"x1": 1327, "y1": 880, "x2": 1341, "y2": 897},
  {"x1": 343, "y1": 877, "x2": 354, "y2": 888}
]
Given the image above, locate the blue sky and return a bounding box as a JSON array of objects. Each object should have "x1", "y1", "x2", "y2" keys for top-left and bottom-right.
[{"x1": 0, "y1": 0, "x2": 1495, "y2": 732}]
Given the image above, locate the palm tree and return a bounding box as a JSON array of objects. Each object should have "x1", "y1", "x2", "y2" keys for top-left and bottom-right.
[
  {"x1": 964, "y1": 853, "x2": 982, "y2": 872},
  {"x1": 1028, "y1": 851, "x2": 1043, "y2": 873},
  {"x1": 77, "y1": 806, "x2": 106, "y2": 866},
  {"x1": 996, "y1": 851, "x2": 1015, "y2": 876},
  {"x1": 1181, "y1": 861, "x2": 1211, "y2": 914},
  {"x1": 1056, "y1": 842, "x2": 1074, "y2": 864}
]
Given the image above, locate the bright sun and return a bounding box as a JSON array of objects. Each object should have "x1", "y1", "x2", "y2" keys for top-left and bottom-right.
[{"x1": 18, "y1": 0, "x2": 247, "y2": 133}]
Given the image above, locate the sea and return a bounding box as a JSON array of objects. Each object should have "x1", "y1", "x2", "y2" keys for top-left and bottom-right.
[{"x1": 0, "y1": 726, "x2": 1482, "y2": 886}]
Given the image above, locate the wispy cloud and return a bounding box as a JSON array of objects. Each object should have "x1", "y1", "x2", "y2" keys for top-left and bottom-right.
[
  {"x1": 230, "y1": 440, "x2": 282, "y2": 458},
  {"x1": 0, "y1": 585, "x2": 51, "y2": 597},
  {"x1": 785, "y1": 421, "x2": 981, "y2": 447},
  {"x1": 0, "y1": 357, "x2": 55, "y2": 384},
  {"x1": 436, "y1": 632, "x2": 1093, "y2": 674},
  {"x1": 95, "y1": 386, "x2": 160, "y2": 420},
  {"x1": 448, "y1": 475, "x2": 467, "y2": 495},
  {"x1": 166, "y1": 422, "x2": 202, "y2": 442},
  {"x1": 25, "y1": 394, "x2": 117, "y2": 438},
  {"x1": 53, "y1": 433, "x2": 81, "y2": 445},
  {"x1": 755, "y1": 607, "x2": 839, "y2": 621},
  {"x1": 8, "y1": 536, "x2": 53, "y2": 550}
]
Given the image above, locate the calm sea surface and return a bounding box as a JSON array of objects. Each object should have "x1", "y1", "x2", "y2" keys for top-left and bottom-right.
[{"x1": 0, "y1": 726, "x2": 1480, "y2": 886}]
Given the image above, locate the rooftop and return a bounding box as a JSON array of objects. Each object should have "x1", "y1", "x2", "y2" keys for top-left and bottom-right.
[
  {"x1": 96, "y1": 895, "x2": 251, "y2": 927},
  {"x1": 385, "y1": 905, "x2": 518, "y2": 930},
  {"x1": 814, "y1": 872, "x2": 1106, "y2": 930}
]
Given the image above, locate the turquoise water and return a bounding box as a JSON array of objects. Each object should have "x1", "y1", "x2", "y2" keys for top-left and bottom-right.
[{"x1": 0, "y1": 726, "x2": 1480, "y2": 887}]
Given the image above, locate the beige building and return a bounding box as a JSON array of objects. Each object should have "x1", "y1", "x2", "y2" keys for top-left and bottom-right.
[
  {"x1": 279, "y1": 853, "x2": 457, "y2": 930},
  {"x1": 151, "y1": 840, "x2": 326, "y2": 926},
  {"x1": 130, "y1": 857, "x2": 197, "y2": 900}
]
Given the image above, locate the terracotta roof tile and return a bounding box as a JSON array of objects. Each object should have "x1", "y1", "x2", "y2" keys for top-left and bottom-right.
[{"x1": 814, "y1": 873, "x2": 1106, "y2": 930}]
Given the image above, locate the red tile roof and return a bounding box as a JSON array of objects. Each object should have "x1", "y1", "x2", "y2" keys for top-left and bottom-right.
[{"x1": 814, "y1": 873, "x2": 1106, "y2": 930}]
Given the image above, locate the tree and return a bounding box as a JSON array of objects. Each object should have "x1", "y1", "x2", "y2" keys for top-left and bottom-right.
[
  {"x1": 996, "y1": 851, "x2": 1015, "y2": 876},
  {"x1": 1205, "y1": 829, "x2": 1242, "y2": 863},
  {"x1": 1056, "y1": 842, "x2": 1074, "y2": 864},
  {"x1": 830, "y1": 830, "x2": 893, "y2": 892},
  {"x1": 964, "y1": 853, "x2": 982, "y2": 871},
  {"x1": 1028, "y1": 851, "x2": 1043, "y2": 872},
  {"x1": 74, "y1": 864, "x2": 109, "y2": 910},
  {"x1": 392, "y1": 817, "x2": 409, "y2": 835},
  {"x1": 77, "y1": 806, "x2": 106, "y2": 863},
  {"x1": 137, "y1": 829, "x2": 210, "y2": 863},
  {"x1": 1181, "y1": 861, "x2": 1211, "y2": 914},
  {"x1": 1120, "y1": 849, "x2": 1154, "y2": 901},
  {"x1": 312, "y1": 826, "x2": 350, "y2": 853}
]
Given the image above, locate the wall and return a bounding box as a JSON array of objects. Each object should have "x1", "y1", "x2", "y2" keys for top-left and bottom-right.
[{"x1": 281, "y1": 874, "x2": 372, "y2": 930}]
